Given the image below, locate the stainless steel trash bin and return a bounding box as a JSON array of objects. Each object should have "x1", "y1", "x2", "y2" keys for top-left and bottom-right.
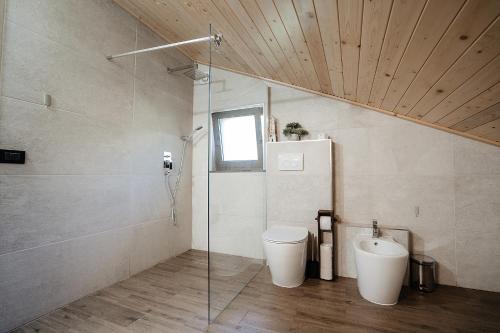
[{"x1": 410, "y1": 254, "x2": 436, "y2": 292}]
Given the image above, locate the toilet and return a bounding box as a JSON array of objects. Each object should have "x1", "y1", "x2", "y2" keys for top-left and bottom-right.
[{"x1": 262, "y1": 225, "x2": 308, "y2": 288}]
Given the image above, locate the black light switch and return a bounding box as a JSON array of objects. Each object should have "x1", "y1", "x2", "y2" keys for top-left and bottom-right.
[{"x1": 0, "y1": 149, "x2": 26, "y2": 164}]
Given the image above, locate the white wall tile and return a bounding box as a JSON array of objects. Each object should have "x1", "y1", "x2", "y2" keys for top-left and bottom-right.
[
  {"x1": 210, "y1": 173, "x2": 266, "y2": 218},
  {"x1": 0, "y1": 175, "x2": 132, "y2": 254},
  {"x1": 370, "y1": 124, "x2": 454, "y2": 177},
  {"x1": 0, "y1": 1, "x2": 194, "y2": 330},
  {"x1": 0, "y1": 227, "x2": 133, "y2": 333},
  {"x1": 455, "y1": 175, "x2": 500, "y2": 291},
  {"x1": 454, "y1": 137, "x2": 500, "y2": 175},
  {"x1": 0, "y1": 97, "x2": 131, "y2": 175},
  {"x1": 130, "y1": 219, "x2": 172, "y2": 275},
  {"x1": 6, "y1": 0, "x2": 137, "y2": 73},
  {"x1": 331, "y1": 128, "x2": 373, "y2": 176},
  {"x1": 210, "y1": 215, "x2": 265, "y2": 259},
  {"x1": 2, "y1": 20, "x2": 135, "y2": 128},
  {"x1": 191, "y1": 175, "x2": 208, "y2": 252},
  {"x1": 267, "y1": 174, "x2": 333, "y2": 224}
]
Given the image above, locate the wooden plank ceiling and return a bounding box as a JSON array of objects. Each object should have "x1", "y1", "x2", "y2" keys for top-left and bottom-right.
[{"x1": 114, "y1": 0, "x2": 500, "y2": 146}]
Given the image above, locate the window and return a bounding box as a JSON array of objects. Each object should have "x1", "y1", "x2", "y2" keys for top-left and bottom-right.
[{"x1": 212, "y1": 106, "x2": 264, "y2": 172}]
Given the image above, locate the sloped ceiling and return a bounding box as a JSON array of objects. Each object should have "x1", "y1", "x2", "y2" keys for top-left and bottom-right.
[{"x1": 114, "y1": 0, "x2": 500, "y2": 146}]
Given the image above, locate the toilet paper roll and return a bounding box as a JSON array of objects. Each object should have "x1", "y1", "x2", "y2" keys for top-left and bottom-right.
[
  {"x1": 319, "y1": 216, "x2": 331, "y2": 230},
  {"x1": 320, "y1": 243, "x2": 333, "y2": 280}
]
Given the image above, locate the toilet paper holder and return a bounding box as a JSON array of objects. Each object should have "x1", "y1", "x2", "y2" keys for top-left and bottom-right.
[{"x1": 315, "y1": 210, "x2": 335, "y2": 280}]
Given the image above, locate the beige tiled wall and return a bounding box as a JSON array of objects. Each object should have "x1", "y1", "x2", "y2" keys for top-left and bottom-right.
[
  {"x1": 270, "y1": 83, "x2": 500, "y2": 292},
  {"x1": 192, "y1": 67, "x2": 500, "y2": 293},
  {"x1": 0, "y1": 1, "x2": 193, "y2": 331}
]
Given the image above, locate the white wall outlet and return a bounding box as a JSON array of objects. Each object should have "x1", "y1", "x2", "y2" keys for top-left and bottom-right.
[{"x1": 278, "y1": 153, "x2": 304, "y2": 171}]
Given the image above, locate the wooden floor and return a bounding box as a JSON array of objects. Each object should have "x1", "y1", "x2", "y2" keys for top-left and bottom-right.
[
  {"x1": 13, "y1": 250, "x2": 262, "y2": 333},
  {"x1": 13, "y1": 250, "x2": 500, "y2": 333},
  {"x1": 209, "y1": 269, "x2": 500, "y2": 333}
]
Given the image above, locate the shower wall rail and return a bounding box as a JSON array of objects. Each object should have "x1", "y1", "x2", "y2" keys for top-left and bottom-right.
[{"x1": 106, "y1": 33, "x2": 222, "y2": 60}]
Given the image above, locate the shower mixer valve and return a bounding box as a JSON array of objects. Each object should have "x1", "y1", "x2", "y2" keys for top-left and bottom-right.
[{"x1": 164, "y1": 151, "x2": 173, "y2": 173}]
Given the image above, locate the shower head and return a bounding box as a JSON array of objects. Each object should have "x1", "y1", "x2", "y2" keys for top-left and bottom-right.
[
  {"x1": 167, "y1": 63, "x2": 208, "y2": 81},
  {"x1": 183, "y1": 67, "x2": 209, "y2": 81},
  {"x1": 181, "y1": 126, "x2": 203, "y2": 142}
]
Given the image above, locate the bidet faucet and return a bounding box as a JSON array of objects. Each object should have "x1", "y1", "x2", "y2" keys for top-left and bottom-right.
[{"x1": 372, "y1": 219, "x2": 379, "y2": 238}]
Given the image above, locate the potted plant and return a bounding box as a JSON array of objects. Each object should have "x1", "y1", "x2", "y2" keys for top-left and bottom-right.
[{"x1": 282, "y1": 122, "x2": 309, "y2": 141}]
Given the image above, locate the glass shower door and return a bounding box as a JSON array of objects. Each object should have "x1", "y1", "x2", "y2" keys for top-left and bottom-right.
[{"x1": 207, "y1": 39, "x2": 267, "y2": 322}]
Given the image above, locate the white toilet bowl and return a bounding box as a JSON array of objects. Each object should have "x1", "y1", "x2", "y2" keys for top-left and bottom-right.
[{"x1": 262, "y1": 225, "x2": 308, "y2": 288}]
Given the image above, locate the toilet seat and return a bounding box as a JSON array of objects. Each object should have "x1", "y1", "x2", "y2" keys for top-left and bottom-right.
[{"x1": 262, "y1": 226, "x2": 308, "y2": 244}]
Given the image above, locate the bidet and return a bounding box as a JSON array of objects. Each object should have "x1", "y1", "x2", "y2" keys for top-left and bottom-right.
[{"x1": 353, "y1": 236, "x2": 408, "y2": 305}]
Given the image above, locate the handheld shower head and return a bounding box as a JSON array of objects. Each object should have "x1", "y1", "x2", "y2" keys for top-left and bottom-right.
[{"x1": 181, "y1": 126, "x2": 203, "y2": 141}]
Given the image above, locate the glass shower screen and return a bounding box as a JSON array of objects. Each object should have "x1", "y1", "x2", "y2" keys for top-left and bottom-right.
[{"x1": 206, "y1": 29, "x2": 267, "y2": 323}]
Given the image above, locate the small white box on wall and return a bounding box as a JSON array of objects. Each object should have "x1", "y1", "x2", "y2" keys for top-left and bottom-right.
[{"x1": 278, "y1": 153, "x2": 304, "y2": 171}]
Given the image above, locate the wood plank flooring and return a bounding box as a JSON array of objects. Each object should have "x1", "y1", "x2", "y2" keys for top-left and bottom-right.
[
  {"x1": 13, "y1": 250, "x2": 262, "y2": 333},
  {"x1": 209, "y1": 268, "x2": 500, "y2": 333},
  {"x1": 13, "y1": 250, "x2": 500, "y2": 333}
]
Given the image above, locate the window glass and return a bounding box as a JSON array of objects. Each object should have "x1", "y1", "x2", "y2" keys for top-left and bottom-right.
[{"x1": 219, "y1": 115, "x2": 258, "y2": 161}]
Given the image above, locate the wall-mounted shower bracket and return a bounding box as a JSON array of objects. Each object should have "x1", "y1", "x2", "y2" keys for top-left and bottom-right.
[{"x1": 213, "y1": 33, "x2": 223, "y2": 48}]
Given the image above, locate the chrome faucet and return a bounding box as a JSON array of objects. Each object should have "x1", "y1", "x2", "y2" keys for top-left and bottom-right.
[{"x1": 372, "y1": 219, "x2": 379, "y2": 238}]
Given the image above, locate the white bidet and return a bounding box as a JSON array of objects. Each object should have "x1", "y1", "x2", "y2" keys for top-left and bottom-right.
[{"x1": 353, "y1": 236, "x2": 409, "y2": 305}]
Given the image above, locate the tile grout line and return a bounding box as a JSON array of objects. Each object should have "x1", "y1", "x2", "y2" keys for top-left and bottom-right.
[{"x1": 0, "y1": 217, "x2": 169, "y2": 259}]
